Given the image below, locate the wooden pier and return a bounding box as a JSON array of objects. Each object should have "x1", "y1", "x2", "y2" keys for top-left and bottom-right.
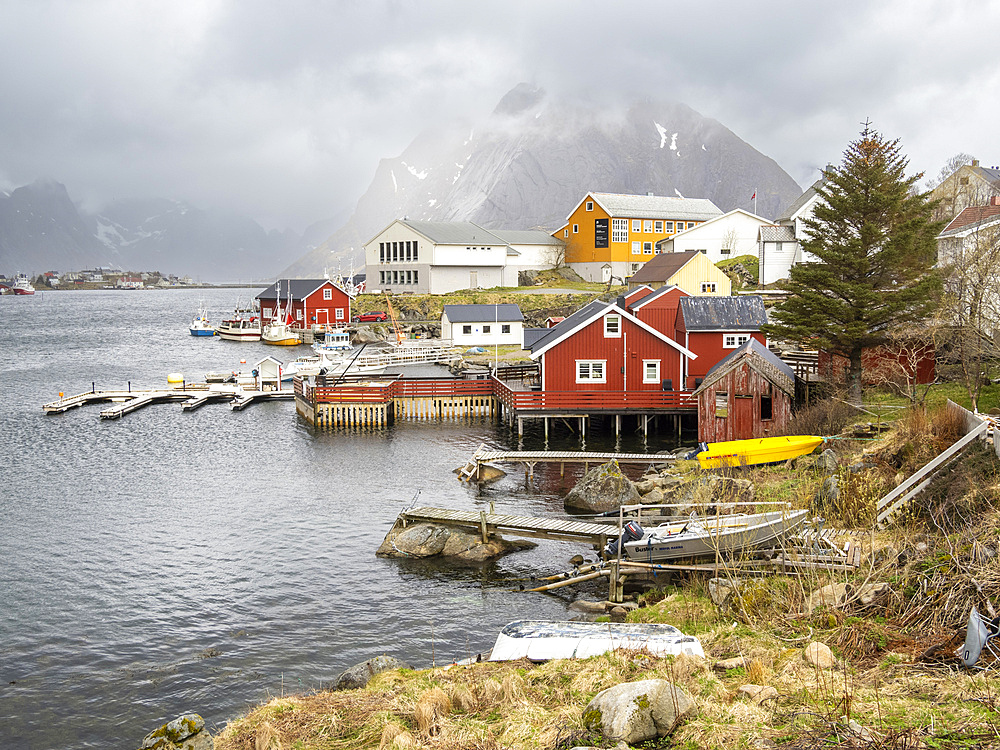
[
  {"x1": 398, "y1": 505, "x2": 617, "y2": 547},
  {"x1": 42, "y1": 385, "x2": 293, "y2": 420},
  {"x1": 457, "y1": 443, "x2": 674, "y2": 481}
]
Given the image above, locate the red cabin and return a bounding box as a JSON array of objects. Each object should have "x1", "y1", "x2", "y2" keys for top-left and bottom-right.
[
  {"x1": 628, "y1": 284, "x2": 688, "y2": 337},
  {"x1": 256, "y1": 279, "x2": 352, "y2": 329},
  {"x1": 674, "y1": 296, "x2": 768, "y2": 390}
]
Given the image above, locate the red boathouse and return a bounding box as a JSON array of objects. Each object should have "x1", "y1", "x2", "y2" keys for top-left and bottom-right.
[{"x1": 256, "y1": 279, "x2": 352, "y2": 328}]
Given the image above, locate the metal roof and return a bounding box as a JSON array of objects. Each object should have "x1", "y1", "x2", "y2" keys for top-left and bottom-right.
[
  {"x1": 400, "y1": 220, "x2": 505, "y2": 245},
  {"x1": 678, "y1": 295, "x2": 768, "y2": 330},
  {"x1": 759, "y1": 225, "x2": 796, "y2": 242},
  {"x1": 629, "y1": 250, "x2": 701, "y2": 284},
  {"x1": 522, "y1": 328, "x2": 549, "y2": 348},
  {"x1": 777, "y1": 177, "x2": 826, "y2": 223},
  {"x1": 589, "y1": 192, "x2": 723, "y2": 221},
  {"x1": 256, "y1": 279, "x2": 341, "y2": 301},
  {"x1": 528, "y1": 300, "x2": 611, "y2": 353},
  {"x1": 489, "y1": 229, "x2": 565, "y2": 246},
  {"x1": 442, "y1": 304, "x2": 524, "y2": 323},
  {"x1": 693, "y1": 338, "x2": 794, "y2": 397}
]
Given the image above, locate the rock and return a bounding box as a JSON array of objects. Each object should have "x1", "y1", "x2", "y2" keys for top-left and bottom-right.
[
  {"x1": 335, "y1": 655, "x2": 413, "y2": 691},
  {"x1": 352, "y1": 327, "x2": 382, "y2": 344},
  {"x1": 140, "y1": 714, "x2": 212, "y2": 750},
  {"x1": 634, "y1": 479, "x2": 659, "y2": 495},
  {"x1": 564, "y1": 460, "x2": 641, "y2": 512},
  {"x1": 610, "y1": 606, "x2": 628, "y2": 622},
  {"x1": 569, "y1": 599, "x2": 607, "y2": 613},
  {"x1": 712, "y1": 656, "x2": 747, "y2": 672},
  {"x1": 583, "y1": 679, "x2": 697, "y2": 744},
  {"x1": 639, "y1": 487, "x2": 665, "y2": 505},
  {"x1": 816, "y1": 449, "x2": 838, "y2": 473},
  {"x1": 806, "y1": 582, "x2": 849, "y2": 612},
  {"x1": 737, "y1": 684, "x2": 778, "y2": 704},
  {"x1": 848, "y1": 461, "x2": 876, "y2": 474},
  {"x1": 663, "y1": 475, "x2": 754, "y2": 512},
  {"x1": 867, "y1": 545, "x2": 898, "y2": 567},
  {"x1": 569, "y1": 554, "x2": 585, "y2": 566},
  {"x1": 815, "y1": 476, "x2": 839, "y2": 505},
  {"x1": 803, "y1": 642, "x2": 836, "y2": 669},
  {"x1": 857, "y1": 583, "x2": 889, "y2": 606},
  {"x1": 472, "y1": 464, "x2": 506, "y2": 483},
  {"x1": 708, "y1": 577, "x2": 742, "y2": 607},
  {"x1": 375, "y1": 523, "x2": 536, "y2": 561}
]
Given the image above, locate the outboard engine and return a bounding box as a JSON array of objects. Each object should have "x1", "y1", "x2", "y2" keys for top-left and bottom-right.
[{"x1": 604, "y1": 521, "x2": 645, "y2": 558}]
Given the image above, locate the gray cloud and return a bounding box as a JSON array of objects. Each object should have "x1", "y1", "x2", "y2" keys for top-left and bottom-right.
[{"x1": 0, "y1": 0, "x2": 995, "y2": 231}]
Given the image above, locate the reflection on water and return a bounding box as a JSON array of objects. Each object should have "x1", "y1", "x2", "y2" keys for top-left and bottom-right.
[{"x1": 0, "y1": 289, "x2": 687, "y2": 748}]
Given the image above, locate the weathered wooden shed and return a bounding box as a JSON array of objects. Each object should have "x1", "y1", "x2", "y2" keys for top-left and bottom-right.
[{"x1": 692, "y1": 338, "x2": 795, "y2": 442}]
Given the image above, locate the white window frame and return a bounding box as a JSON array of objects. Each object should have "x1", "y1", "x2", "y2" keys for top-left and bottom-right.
[
  {"x1": 687, "y1": 222, "x2": 696, "y2": 229},
  {"x1": 643, "y1": 360, "x2": 660, "y2": 384},
  {"x1": 462, "y1": 325, "x2": 472, "y2": 335},
  {"x1": 564, "y1": 228, "x2": 569, "y2": 238},
  {"x1": 586, "y1": 201, "x2": 594, "y2": 211},
  {"x1": 631, "y1": 241, "x2": 641, "y2": 255},
  {"x1": 483, "y1": 324, "x2": 491, "y2": 334},
  {"x1": 335, "y1": 308, "x2": 344, "y2": 320},
  {"x1": 604, "y1": 314, "x2": 621, "y2": 338},
  {"x1": 573, "y1": 224, "x2": 579, "y2": 233},
  {"x1": 701, "y1": 282, "x2": 717, "y2": 293},
  {"x1": 611, "y1": 218, "x2": 628, "y2": 243},
  {"x1": 665, "y1": 221, "x2": 674, "y2": 233},
  {"x1": 643, "y1": 242, "x2": 653, "y2": 255},
  {"x1": 323, "y1": 288, "x2": 332, "y2": 300},
  {"x1": 654, "y1": 220, "x2": 663, "y2": 232},
  {"x1": 643, "y1": 220, "x2": 652, "y2": 232},
  {"x1": 576, "y1": 360, "x2": 607, "y2": 383},
  {"x1": 631, "y1": 219, "x2": 641, "y2": 232},
  {"x1": 501, "y1": 324, "x2": 510, "y2": 334},
  {"x1": 724, "y1": 333, "x2": 751, "y2": 348}
]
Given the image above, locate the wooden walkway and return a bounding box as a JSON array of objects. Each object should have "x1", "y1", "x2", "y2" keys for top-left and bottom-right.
[
  {"x1": 42, "y1": 386, "x2": 294, "y2": 420},
  {"x1": 458, "y1": 442, "x2": 673, "y2": 480},
  {"x1": 399, "y1": 505, "x2": 617, "y2": 545}
]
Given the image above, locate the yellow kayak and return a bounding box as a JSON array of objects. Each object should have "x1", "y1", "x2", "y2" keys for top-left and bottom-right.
[{"x1": 697, "y1": 435, "x2": 825, "y2": 469}]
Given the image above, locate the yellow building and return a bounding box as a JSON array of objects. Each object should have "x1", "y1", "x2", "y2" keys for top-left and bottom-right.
[
  {"x1": 627, "y1": 249, "x2": 732, "y2": 296},
  {"x1": 554, "y1": 191, "x2": 723, "y2": 283}
]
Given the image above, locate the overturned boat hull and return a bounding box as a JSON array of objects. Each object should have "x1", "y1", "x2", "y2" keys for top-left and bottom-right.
[
  {"x1": 697, "y1": 435, "x2": 824, "y2": 469},
  {"x1": 489, "y1": 620, "x2": 704, "y2": 662}
]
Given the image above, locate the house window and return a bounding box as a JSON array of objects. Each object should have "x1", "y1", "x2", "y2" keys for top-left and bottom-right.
[
  {"x1": 573, "y1": 224, "x2": 579, "y2": 233},
  {"x1": 960, "y1": 177, "x2": 970, "y2": 185},
  {"x1": 721, "y1": 247, "x2": 731, "y2": 255},
  {"x1": 501, "y1": 324, "x2": 510, "y2": 334},
  {"x1": 687, "y1": 222, "x2": 696, "y2": 229},
  {"x1": 586, "y1": 201, "x2": 594, "y2": 211},
  {"x1": 655, "y1": 220, "x2": 663, "y2": 232},
  {"x1": 664, "y1": 221, "x2": 674, "y2": 233},
  {"x1": 701, "y1": 282, "x2": 717, "y2": 293},
  {"x1": 462, "y1": 325, "x2": 472, "y2": 335},
  {"x1": 604, "y1": 314, "x2": 621, "y2": 337},
  {"x1": 393, "y1": 271, "x2": 399, "y2": 284},
  {"x1": 611, "y1": 218, "x2": 628, "y2": 243},
  {"x1": 406, "y1": 270, "x2": 412, "y2": 284},
  {"x1": 724, "y1": 333, "x2": 751, "y2": 348},
  {"x1": 412, "y1": 241, "x2": 418, "y2": 259},
  {"x1": 715, "y1": 391, "x2": 728, "y2": 418},
  {"x1": 483, "y1": 325, "x2": 491, "y2": 334},
  {"x1": 632, "y1": 241, "x2": 641, "y2": 255},
  {"x1": 632, "y1": 219, "x2": 641, "y2": 232},
  {"x1": 576, "y1": 360, "x2": 607, "y2": 383},
  {"x1": 413, "y1": 270, "x2": 418, "y2": 284},
  {"x1": 379, "y1": 243, "x2": 385, "y2": 263},
  {"x1": 393, "y1": 242, "x2": 400, "y2": 262},
  {"x1": 761, "y1": 394, "x2": 773, "y2": 420},
  {"x1": 643, "y1": 360, "x2": 660, "y2": 384},
  {"x1": 379, "y1": 271, "x2": 385, "y2": 284},
  {"x1": 296, "y1": 309, "x2": 303, "y2": 320},
  {"x1": 323, "y1": 288, "x2": 332, "y2": 300},
  {"x1": 335, "y1": 308, "x2": 344, "y2": 320},
  {"x1": 643, "y1": 220, "x2": 652, "y2": 232},
  {"x1": 643, "y1": 242, "x2": 652, "y2": 255},
  {"x1": 564, "y1": 229, "x2": 569, "y2": 238}
]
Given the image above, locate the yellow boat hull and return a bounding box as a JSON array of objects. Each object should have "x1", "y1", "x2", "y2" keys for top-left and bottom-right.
[{"x1": 697, "y1": 435, "x2": 824, "y2": 469}]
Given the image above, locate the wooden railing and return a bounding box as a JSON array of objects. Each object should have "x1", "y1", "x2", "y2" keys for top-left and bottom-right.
[{"x1": 491, "y1": 377, "x2": 695, "y2": 412}]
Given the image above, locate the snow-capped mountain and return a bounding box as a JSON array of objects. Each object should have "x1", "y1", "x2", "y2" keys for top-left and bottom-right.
[{"x1": 282, "y1": 84, "x2": 803, "y2": 277}]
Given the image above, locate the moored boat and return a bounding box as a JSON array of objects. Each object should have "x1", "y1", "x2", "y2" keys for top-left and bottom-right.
[
  {"x1": 311, "y1": 329, "x2": 352, "y2": 355},
  {"x1": 696, "y1": 435, "x2": 824, "y2": 469},
  {"x1": 488, "y1": 620, "x2": 704, "y2": 662},
  {"x1": 215, "y1": 316, "x2": 262, "y2": 341},
  {"x1": 189, "y1": 306, "x2": 215, "y2": 336},
  {"x1": 618, "y1": 508, "x2": 809, "y2": 563},
  {"x1": 261, "y1": 319, "x2": 300, "y2": 346},
  {"x1": 11, "y1": 274, "x2": 35, "y2": 295}
]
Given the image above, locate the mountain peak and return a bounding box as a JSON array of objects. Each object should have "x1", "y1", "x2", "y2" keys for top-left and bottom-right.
[{"x1": 493, "y1": 83, "x2": 546, "y2": 117}]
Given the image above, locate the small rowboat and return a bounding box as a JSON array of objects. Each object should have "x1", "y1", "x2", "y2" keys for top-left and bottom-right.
[
  {"x1": 621, "y1": 509, "x2": 809, "y2": 562},
  {"x1": 697, "y1": 435, "x2": 824, "y2": 469},
  {"x1": 488, "y1": 620, "x2": 704, "y2": 662}
]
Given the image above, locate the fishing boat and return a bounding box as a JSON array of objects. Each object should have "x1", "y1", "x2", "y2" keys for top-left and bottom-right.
[
  {"x1": 215, "y1": 299, "x2": 262, "y2": 341},
  {"x1": 488, "y1": 620, "x2": 704, "y2": 662},
  {"x1": 189, "y1": 306, "x2": 215, "y2": 336},
  {"x1": 311, "y1": 329, "x2": 352, "y2": 355},
  {"x1": 617, "y1": 509, "x2": 809, "y2": 563},
  {"x1": 696, "y1": 435, "x2": 824, "y2": 469},
  {"x1": 261, "y1": 282, "x2": 301, "y2": 346},
  {"x1": 11, "y1": 274, "x2": 35, "y2": 295}
]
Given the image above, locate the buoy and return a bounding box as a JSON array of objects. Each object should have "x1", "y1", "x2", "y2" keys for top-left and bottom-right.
[
  {"x1": 166, "y1": 372, "x2": 184, "y2": 384},
  {"x1": 240, "y1": 359, "x2": 247, "y2": 364}
]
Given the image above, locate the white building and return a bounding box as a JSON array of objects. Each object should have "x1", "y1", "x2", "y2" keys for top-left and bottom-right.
[
  {"x1": 441, "y1": 304, "x2": 524, "y2": 347},
  {"x1": 364, "y1": 219, "x2": 563, "y2": 294},
  {"x1": 654, "y1": 209, "x2": 773, "y2": 264}
]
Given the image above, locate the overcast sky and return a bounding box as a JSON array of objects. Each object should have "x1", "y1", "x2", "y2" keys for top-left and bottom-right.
[{"x1": 0, "y1": 0, "x2": 996, "y2": 232}]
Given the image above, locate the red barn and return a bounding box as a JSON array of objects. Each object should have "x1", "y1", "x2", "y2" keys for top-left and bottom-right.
[
  {"x1": 675, "y1": 295, "x2": 769, "y2": 390},
  {"x1": 693, "y1": 338, "x2": 795, "y2": 442},
  {"x1": 528, "y1": 299, "x2": 695, "y2": 395},
  {"x1": 256, "y1": 279, "x2": 352, "y2": 329}
]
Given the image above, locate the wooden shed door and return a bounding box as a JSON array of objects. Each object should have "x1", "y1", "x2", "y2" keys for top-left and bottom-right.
[{"x1": 733, "y1": 395, "x2": 754, "y2": 439}]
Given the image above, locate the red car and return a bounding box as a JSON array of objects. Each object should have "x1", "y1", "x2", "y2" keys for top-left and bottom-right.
[{"x1": 353, "y1": 311, "x2": 388, "y2": 323}]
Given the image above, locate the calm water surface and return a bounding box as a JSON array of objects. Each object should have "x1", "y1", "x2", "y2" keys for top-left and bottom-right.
[{"x1": 0, "y1": 289, "x2": 682, "y2": 749}]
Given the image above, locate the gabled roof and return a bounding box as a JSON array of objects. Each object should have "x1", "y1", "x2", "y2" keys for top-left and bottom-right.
[
  {"x1": 693, "y1": 338, "x2": 794, "y2": 397},
  {"x1": 668, "y1": 208, "x2": 772, "y2": 239},
  {"x1": 522, "y1": 328, "x2": 549, "y2": 349},
  {"x1": 777, "y1": 177, "x2": 826, "y2": 223},
  {"x1": 399, "y1": 220, "x2": 505, "y2": 245},
  {"x1": 442, "y1": 303, "x2": 524, "y2": 323},
  {"x1": 256, "y1": 279, "x2": 345, "y2": 301},
  {"x1": 490, "y1": 229, "x2": 565, "y2": 246},
  {"x1": 628, "y1": 250, "x2": 702, "y2": 284},
  {"x1": 759, "y1": 225, "x2": 796, "y2": 243},
  {"x1": 567, "y1": 192, "x2": 722, "y2": 222},
  {"x1": 969, "y1": 164, "x2": 1000, "y2": 187},
  {"x1": 622, "y1": 284, "x2": 655, "y2": 305},
  {"x1": 629, "y1": 284, "x2": 686, "y2": 312},
  {"x1": 529, "y1": 300, "x2": 695, "y2": 360},
  {"x1": 939, "y1": 204, "x2": 1000, "y2": 236},
  {"x1": 678, "y1": 295, "x2": 767, "y2": 331}
]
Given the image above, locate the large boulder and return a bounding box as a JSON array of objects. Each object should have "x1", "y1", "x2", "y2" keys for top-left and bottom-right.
[
  {"x1": 352, "y1": 326, "x2": 383, "y2": 344},
  {"x1": 564, "y1": 460, "x2": 640, "y2": 512},
  {"x1": 375, "y1": 522, "x2": 535, "y2": 562},
  {"x1": 140, "y1": 714, "x2": 212, "y2": 750},
  {"x1": 583, "y1": 679, "x2": 696, "y2": 744},
  {"x1": 662, "y1": 475, "x2": 754, "y2": 514},
  {"x1": 335, "y1": 655, "x2": 413, "y2": 691}
]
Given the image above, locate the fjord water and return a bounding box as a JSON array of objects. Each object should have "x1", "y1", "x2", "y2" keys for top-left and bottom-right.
[{"x1": 0, "y1": 289, "x2": 680, "y2": 749}]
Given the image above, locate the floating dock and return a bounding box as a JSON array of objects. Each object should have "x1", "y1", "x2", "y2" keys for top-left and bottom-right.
[
  {"x1": 42, "y1": 385, "x2": 293, "y2": 420},
  {"x1": 398, "y1": 505, "x2": 618, "y2": 546},
  {"x1": 457, "y1": 443, "x2": 675, "y2": 480}
]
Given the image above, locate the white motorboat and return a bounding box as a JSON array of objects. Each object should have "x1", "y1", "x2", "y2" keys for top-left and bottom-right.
[
  {"x1": 617, "y1": 509, "x2": 809, "y2": 563},
  {"x1": 189, "y1": 306, "x2": 215, "y2": 336},
  {"x1": 312, "y1": 329, "x2": 352, "y2": 355},
  {"x1": 489, "y1": 620, "x2": 704, "y2": 662}
]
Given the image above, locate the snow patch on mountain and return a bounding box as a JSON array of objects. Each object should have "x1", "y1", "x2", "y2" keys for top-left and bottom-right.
[{"x1": 655, "y1": 122, "x2": 668, "y2": 149}]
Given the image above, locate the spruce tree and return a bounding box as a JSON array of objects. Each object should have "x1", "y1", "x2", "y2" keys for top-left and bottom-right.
[{"x1": 763, "y1": 124, "x2": 943, "y2": 405}]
